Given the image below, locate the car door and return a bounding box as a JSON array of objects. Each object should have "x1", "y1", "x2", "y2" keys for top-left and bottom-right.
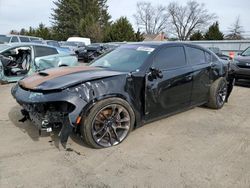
[
  {"x1": 33, "y1": 45, "x2": 59, "y2": 71},
  {"x1": 145, "y1": 45, "x2": 193, "y2": 121},
  {"x1": 185, "y1": 46, "x2": 211, "y2": 105}
]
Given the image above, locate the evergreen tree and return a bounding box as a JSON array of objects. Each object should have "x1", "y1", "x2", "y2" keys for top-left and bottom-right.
[
  {"x1": 204, "y1": 22, "x2": 224, "y2": 40},
  {"x1": 9, "y1": 30, "x2": 19, "y2": 35},
  {"x1": 13, "y1": 24, "x2": 53, "y2": 40},
  {"x1": 134, "y1": 29, "x2": 144, "y2": 41},
  {"x1": 27, "y1": 27, "x2": 36, "y2": 36},
  {"x1": 19, "y1": 28, "x2": 27, "y2": 35},
  {"x1": 51, "y1": 0, "x2": 81, "y2": 40},
  {"x1": 105, "y1": 17, "x2": 135, "y2": 42},
  {"x1": 51, "y1": 0, "x2": 111, "y2": 41},
  {"x1": 98, "y1": 0, "x2": 111, "y2": 29},
  {"x1": 35, "y1": 23, "x2": 52, "y2": 39},
  {"x1": 190, "y1": 30, "x2": 204, "y2": 40}
]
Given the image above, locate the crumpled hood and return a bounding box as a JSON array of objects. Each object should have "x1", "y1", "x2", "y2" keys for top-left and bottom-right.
[{"x1": 19, "y1": 66, "x2": 125, "y2": 91}]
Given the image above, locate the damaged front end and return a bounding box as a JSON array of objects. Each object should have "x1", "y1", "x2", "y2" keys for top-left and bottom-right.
[
  {"x1": 11, "y1": 66, "x2": 131, "y2": 147},
  {"x1": 11, "y1": 83, "x2": 88, "y2": 146},
  {"x1": 22, "y1": 102, "x2": 74, "y2": 134}
]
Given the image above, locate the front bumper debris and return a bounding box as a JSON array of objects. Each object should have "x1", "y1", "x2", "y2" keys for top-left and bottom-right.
[{"x1": 11, "y1": 84, "x2": 87, "y2": 146}]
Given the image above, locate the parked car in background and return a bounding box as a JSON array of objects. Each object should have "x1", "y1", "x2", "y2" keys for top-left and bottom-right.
[
  {"x1": 0, "y1": 34, "x2": 43, "y2": 44},
  {"x1": 67, "y1": 37, "x2": 91, "y2": 46},
  {"x1": 0, "y1": 43, "x2": 78, "y2": 84},
  {"x1": 32, "y1": 40, "x2": 73, "y2": 54},
  {"x1": 80, "y1": 43, "x2": 126, "y2": 62},
  {"x1": 12, "y1": 42, "x2": 228, "y2": 148},
  {"x1": 61, "y1": 41, "x2": 86, "y2": 60},
  {"x1": 233, "y1": 46, "x2": 250, "y2": 80},
  {"x1": 80, "y1": 43, "x2": 107, "y2": 62},
  {"x1": 32, "y1": 40, "x2": 60, "y2": 47}
]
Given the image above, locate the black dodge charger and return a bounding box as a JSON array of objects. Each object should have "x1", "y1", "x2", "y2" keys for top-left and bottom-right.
[{"x1": 12, "y1": 42, "x2": 228, "y2": 148}]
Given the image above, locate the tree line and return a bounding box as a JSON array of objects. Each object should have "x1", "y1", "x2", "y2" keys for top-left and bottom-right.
[{"x1": 10, "y1": 0, "x2": 245, "y2": 41}]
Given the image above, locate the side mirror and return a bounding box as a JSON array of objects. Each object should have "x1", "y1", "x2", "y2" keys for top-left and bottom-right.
[{"x1": 148, "y1": 67, "x2": 163, "y2": 81}]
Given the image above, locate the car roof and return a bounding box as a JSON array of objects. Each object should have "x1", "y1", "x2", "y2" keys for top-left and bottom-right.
[
  {"x1": 0, "y1": 34, "x2": 42, "y2": 39},
  {"x1": 0, "y1": 43, "x2": 58, "y2": 52},
  {"x1": 124, "y1": 41, "x2": 209, "y2": 51},
  {"x1": 43, "y1": 40, "x2": 58, "y2": 42}
]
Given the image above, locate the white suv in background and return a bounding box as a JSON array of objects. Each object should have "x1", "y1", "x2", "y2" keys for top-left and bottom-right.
[{"x1": 0, "y1": 34, "x2": 43, "y2": 44}]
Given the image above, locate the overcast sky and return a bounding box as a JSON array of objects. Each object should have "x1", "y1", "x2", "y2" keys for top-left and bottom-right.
[{"x1": 0, "y1": 0, "x2": 249, "y2": 36}]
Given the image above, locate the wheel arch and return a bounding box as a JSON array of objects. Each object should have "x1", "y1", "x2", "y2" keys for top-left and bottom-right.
[{"x1": 79, "y1": 94, "x2": 139, "y2": 129}]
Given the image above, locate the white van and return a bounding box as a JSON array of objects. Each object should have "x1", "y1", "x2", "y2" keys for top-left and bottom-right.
[{"x1": 67, "y1": 37, "x2": 91, "y2": 46}]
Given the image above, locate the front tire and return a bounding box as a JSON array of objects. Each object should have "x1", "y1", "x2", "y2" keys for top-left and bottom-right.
[
  {"x1": 206, "y1": 77, "x2": 227, "y2": 109},
  {"x1": 81, "y1": 98, "x2": 135, "y2": 149}
]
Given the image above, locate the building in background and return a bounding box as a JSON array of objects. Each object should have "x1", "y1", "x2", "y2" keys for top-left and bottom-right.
[{"x1": 143, "y1": 32, "x2": 167, "y2": 42}]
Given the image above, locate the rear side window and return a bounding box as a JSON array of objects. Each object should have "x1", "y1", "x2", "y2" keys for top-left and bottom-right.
[
  {"x1": 186, "y1": 47, "x2": 206, "y2": 65},
  {"x1": 30, "y1": 37, "x2": 40, "y2": 41},
  {"x1": 11, "y1": 37, "x2": 19, "y2": 43},
  {"x1": 154, "y1": 46, "x2": 186, "y2": 70},
  {"x1": 19, "y1": 37, "x2": 30, "y2": 42},
  {"x1": 34, "y1": 46, "x2": 58, "y2": 57}
]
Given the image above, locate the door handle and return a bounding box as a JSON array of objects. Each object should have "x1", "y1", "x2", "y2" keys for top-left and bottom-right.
[{"x1": 185, "y1": 75, "x2": 193, "y2": 81}]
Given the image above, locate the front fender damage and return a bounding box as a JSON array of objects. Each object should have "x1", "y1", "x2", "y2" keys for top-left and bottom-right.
[{"x1": 12, "y1": 76, "x2": 130, "y2": 147}]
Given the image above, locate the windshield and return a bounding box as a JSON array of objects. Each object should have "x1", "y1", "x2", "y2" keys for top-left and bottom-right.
[
  {"x1": 90, "y1": 45, "x2": 154, "y2": 72},
  {"x1": 0, "y1": 35, "x2": 11, "y2": 43},
  {"x1": 241, "y1": 47, "x2": 250, "y2": 56}
]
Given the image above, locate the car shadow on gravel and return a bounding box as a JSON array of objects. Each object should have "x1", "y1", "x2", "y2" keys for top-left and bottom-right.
[
  {"x1": 8, "y1": 105, "x2": 42, "y2": 142},
  {"x1": 8, "y1": 105, "x2": 90, "y2": 150}
]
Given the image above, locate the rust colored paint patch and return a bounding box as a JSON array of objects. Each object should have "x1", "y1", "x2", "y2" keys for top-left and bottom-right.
[{"x1": 19, "y1": 66, "x2": 98, "y2": 90}]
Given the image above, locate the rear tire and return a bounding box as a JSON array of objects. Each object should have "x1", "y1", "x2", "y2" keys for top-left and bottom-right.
[
  {"x1": 81, "y1": 98, "x2": 135, "y2": 149},
  {"x1": 206, "y1": 77, "x2": 227, "y2": 109}
]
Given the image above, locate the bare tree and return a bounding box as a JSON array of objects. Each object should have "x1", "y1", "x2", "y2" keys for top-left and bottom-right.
[
  {"x1": 167, "y1": 0, "x2": 216, "y2": 40},
  {"x1": 226, "y1": 16, "x2": 244, "y2": 40},
  {"x1": 134, "y1": 2, "x2": 168, "y2": 35}
]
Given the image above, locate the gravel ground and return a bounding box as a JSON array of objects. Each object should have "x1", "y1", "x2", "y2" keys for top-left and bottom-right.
[{"x1": 0, "y1": 83, "x2": 250, "y2": 188}]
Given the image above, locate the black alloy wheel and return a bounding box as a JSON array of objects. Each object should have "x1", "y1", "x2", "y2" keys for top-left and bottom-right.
[
  {"x1": 81, "y1": 97, "x2": 135, "y2": 149},
  {"x1": 217, "y1": 80, "x2": 227, "y2": 106},
  {"x1": 91, "y1": 104, "x2": 131, "y2": 147}
]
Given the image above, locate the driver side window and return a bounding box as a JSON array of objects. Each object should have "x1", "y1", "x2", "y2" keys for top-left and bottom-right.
[{"x1": 153, "y1": 46, "x2": 186, "y2": 70}]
